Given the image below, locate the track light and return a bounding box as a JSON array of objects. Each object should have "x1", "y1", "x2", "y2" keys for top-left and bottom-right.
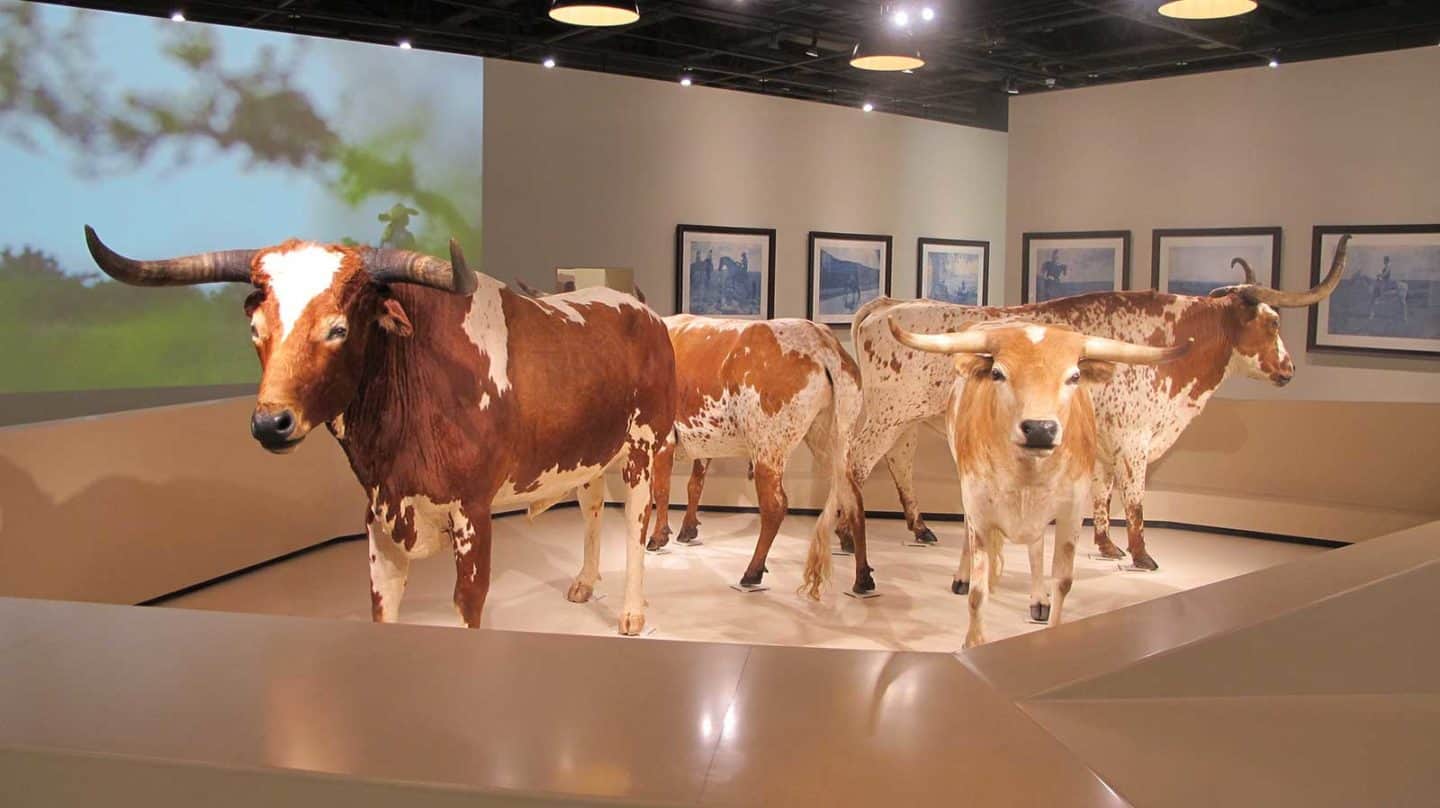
[
  {"x1": 921, "y1": 7, "x2": 935, "y2": 21},
  {"x1": 862, "y1": 101, "x2": 875, "y2": 112},
  {"x1": 1268, "y1": 56, "x2": 1279, "y2": 68},
  {"x1": 169, "y1": 9, "x2": 185, "y2": 21},
  {"x1": 1158, "y1": 0, "x2": 1257, "y2": 20},
  {"x1": 892, "y1": 9, "x2": 909, "y2": 26},
  {"x1": 548, "y1": 0, "x2": 640, "y2": 27},
  {"x1": 680, "y1": 74, "x2": 693, "y2": 86},
  {"x1": 398, "y1": 39, "x2": 413, "y2": 49},
  {"x1": 851, "y1": 28, "x2": 924, "y2": 71},
  {"x1": 1003, "y1": 77, "x2": 1019, "y2": 95}
]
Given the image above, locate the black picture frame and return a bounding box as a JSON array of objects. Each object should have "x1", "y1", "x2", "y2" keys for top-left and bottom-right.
[
  {"x1": 1151, "y1": 226, "x2": 1282, "y2": 294},
  {"x1": 1021, "y1": 230, "x2": 1131, "y2": 304},
  {"x1": 1307, "y1": 223, "x2": 1440, "y2": 359},
  {"x1": 916, "y1": 237, "x2": 990, "y2": 305},
  {"x1": 674, "y1": 224, "x2": 777, "y2": 319},
  {"x1": 806, "y1": 231, "x2": 893, "y2": 325}
]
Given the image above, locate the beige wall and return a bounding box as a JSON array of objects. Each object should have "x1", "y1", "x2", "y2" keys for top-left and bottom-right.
[
  {"x1": 483, "y1": 58, "x2": 1009, "y2": 319},
  {"x1": 1007, "y1": 46, "x2": 1440, "y2": 403}
]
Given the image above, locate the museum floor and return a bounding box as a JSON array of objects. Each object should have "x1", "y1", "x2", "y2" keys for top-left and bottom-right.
[{"x1": 162, "y1": 510, "x2": 1321, "y2": 649}]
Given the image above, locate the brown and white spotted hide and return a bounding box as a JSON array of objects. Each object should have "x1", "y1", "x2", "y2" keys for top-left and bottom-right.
[
  {"x1": 649, "y1": 315, "x2": 874, "y2": 597},
  {"x1": 853, "y1": 290, "x2": 1293, "y2": 571}
]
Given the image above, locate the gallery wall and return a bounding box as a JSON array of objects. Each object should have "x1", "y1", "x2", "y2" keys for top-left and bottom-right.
[
  {"x1": 1006, "y1": 45, "x2": 1440, "y2": 403},
  {"x1": 482, "y1": 58, "x2": 1009, "y2": 321}
]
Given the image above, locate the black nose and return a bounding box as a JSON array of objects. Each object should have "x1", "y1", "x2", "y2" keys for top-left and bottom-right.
[
  {"x1": 1020, "y1": 419, "x2": 1059, "y2": 448},
  {"x1": 251, "y1": 408, "x2": 296, "y2": 445}
]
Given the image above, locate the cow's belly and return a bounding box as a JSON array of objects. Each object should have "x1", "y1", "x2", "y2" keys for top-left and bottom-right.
[
  {"x1": 492, "y1": 462, "x2": 610, "y2": 511},
  {"x1": 675, "y1": 395, "x2": 748, "y2": 459}
]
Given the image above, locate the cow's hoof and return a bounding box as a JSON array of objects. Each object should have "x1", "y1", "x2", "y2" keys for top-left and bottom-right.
[
  {"x1": 963, "y1": 634, "x2": 986, "y2": 649},
  {"x1": 619, "y1": 612, "x2": 646, "y2": 636},
  {"x1": 1030, "y1": 603, "x2": 1051, "y2": 623},
  {"x1": 646, "y1": 535, "x2": 670, "y2": 551},
  {"x1": 853, "y1": 567, "x2": 876, "y2": 594},
  {"x1": 915, "y1": 527, "x2": 939, "y2": 544},
  {"x1": 1131, "y1": 552, "x2": 1159, "y2": 571},
  {"x1": 951, "y1": 579, "x2": 969, "y2": 595},
  {"x1": 739, "y1": 570, "x2": 765, "y2": 588},
  {"x1": 565, "y1": 580, "x2": 594, "y2": 603},
  {"x1": 676, "y1": 524, "x2": 700, "y2": 543},
  {"x1": 1096, "y1": 542, "x2": 1127, "y2": 560}
]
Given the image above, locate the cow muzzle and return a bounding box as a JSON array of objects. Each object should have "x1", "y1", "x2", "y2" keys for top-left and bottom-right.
[
  {"x1": 251, "y1": 406, "x2": 302, "y2": 453},
  {"x1": 1018, "y1": 419, "x2": 1060, "y2": 452}
]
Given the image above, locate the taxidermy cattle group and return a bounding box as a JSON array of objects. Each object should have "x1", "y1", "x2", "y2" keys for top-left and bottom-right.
[{"x1": 85, "y1": 226, "x2": 1348, "y2": 645}]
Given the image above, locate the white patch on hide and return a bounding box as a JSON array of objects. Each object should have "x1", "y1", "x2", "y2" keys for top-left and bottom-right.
[
  {"x1": 532, "y1": 287, "x2": 631, "y2": 324},
  {"x1": 463, "y1": 279, "x2": 512, "y2": 404},
  {"x1": 258, "y1": 245, "x2": 344, "y2": 340},
  {"x1": 1024, "y1": 325, "x2": 1046, "y2": 344}
]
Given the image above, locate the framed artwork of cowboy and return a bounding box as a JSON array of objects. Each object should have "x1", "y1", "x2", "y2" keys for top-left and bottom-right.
[
  {"x1": 808, "y1": 231, "x2": 892, "y2": 325},
  {"x1": 917, "y1": 237, "x2": 989, "y2": 305},
  {"x1": 1022, "y1": 230, "x2": 1130, "y2": 303},
  {"x1": 1152, "y1": 227, "x2": 1281, "y2": 296},
  {"x1": 1309, "y1": 224, "x2": 1440, "y2": 358},
  {"x1": 675, "y1": 224, "x2": 776, "y2": 320}
]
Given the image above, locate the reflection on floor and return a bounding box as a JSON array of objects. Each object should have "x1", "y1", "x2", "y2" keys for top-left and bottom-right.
[{"x1": 163, "y1": 510, "x2": 1323, "y2": 651}]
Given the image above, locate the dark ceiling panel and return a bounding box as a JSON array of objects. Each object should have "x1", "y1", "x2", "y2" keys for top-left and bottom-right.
[{"x1": 38, "y1": 0, "x2": 1440, "y2": 130}]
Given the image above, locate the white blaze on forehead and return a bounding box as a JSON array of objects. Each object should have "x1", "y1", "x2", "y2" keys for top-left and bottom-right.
[
  {"x1": 1024, "y1": 325, "x2": 1046, "y2": 344},
  {"x1": 259, "y1": 245, "x2": 345, "y2": 339}
]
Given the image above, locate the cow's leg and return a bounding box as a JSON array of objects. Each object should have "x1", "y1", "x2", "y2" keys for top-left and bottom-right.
[
  {"x1": 451, "y1": 504, "x2": 493, "y2": 629},
  {"x1": 646, "y1": 439, "x2": 676, "y2": 551},
  {"x1": 1117, "y1": 453, "x2": 1157, "y2": 570},
  {"x1": 884, "y1": 425, "x2": 936, "y2": 544},
  {"x1": 1050, "y1": 494, "x2": 1082, "y2": 626},
  {"x1": 367, "y1": 514, "x2": 410, "y2": 623},
  {"x1": 964, "y1": 528, "x2": 993, "y2": 649},
  {"x1": 568, "y1": 480, "x2": 605, "y2": 603},
  {"x1": 951, "y1": 523, "x2": 974, "y2": 595},
  {"x1": 1027, "y1": 538, "x2": 1050, "y2": 623},
  {"x1": 618, "y1": 457, "x2": 654, "y2": 636},
  {"x1": 1091, "y1": 462, "x2": 1125, "y2": 559},
  {"x1": 739, "y1": 459, "x2": 787, "y2": 587},
  {"x1": 677, "y1": 459, "x2": 709, "y2": 544}
]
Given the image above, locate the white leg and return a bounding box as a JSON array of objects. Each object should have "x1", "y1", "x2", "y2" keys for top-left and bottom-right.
[
  {"x1": 567, "y1": 480, "x2": 605, "y2": 603},
  {"x1": 1051, "y1": 494, "x2": 1083, "y2": 626},
  {"x1": 368, "y1": 516, "x2": 410, "y2": 623},
  {"x1": 619, "y1": 476, "x2": 650, "y2": 635},
  {"x1": 1027, "y1": 538, "x2": 1049, "y2": 622},
  {"x1": 964, "y1": 527, "x2": 993, "y2": 649},
  {"x1": 952, "y1": 522, "x2": 975, "y2": 595}
]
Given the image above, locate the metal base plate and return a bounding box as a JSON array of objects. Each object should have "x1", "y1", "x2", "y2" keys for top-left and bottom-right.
[
  {"x1": 844, "y1": 590, "x2": 882, "y2": 600},
  {"x1": 645, "y1": 547, "x2": 671, "y2": 556},
  {"x1": 832, "y1": 549, "x2": 854, "y2": 557},
  {"x1": 905, "y1": 540, "x2": 935, "y2": 548},
  {"x1": 1118, "y1": 563, "x2": 1154, "y2": 573},
  {"x1": 729, "y1": 583, "x2": 769, "y2": 593}
]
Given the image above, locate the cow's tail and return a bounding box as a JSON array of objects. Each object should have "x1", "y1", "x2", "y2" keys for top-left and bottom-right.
[{"x1": 801, "y1": 328, "x2": 867, "y2": 600}]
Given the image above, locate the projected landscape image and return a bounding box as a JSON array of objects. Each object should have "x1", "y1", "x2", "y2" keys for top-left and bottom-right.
[{"x1": 0, "y1": 1, "x2": 483, "y2": 393}]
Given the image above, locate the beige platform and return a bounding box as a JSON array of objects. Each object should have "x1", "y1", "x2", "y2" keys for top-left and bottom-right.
[{"x1": 3, "y1": 520, "x2": 1437, "y2": 807}]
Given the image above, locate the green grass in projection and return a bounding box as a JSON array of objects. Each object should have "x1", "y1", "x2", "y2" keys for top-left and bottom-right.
[{"x1": 0, "y1": 2, "x2": 483, "y2": 393}]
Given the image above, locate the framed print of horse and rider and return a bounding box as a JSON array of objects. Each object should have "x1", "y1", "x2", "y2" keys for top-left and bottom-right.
[
  {"x1": 675, "y1": 224, "x2": 776, "y2": 320},
  {"x1": 1022, "y1": 230, "x2": 1130, "y2": 303},
  {"x1": 1310, "y1": 224, "x2": 1440, "y2": 358},
  {"x1": 808, "y1": 231, "x2": 893, "y2": 325}
]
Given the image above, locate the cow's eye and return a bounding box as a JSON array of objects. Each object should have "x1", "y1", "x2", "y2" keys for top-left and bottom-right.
[
  {"x1": 1066, "y1": 371, "x2": 1081, "y2": 385},
  {"x1": 990, "y1": 367, "x2": 1006, "y2": 382},
  {"x1": 326, "y1": 324, "x2": 348, "y2": 342}
]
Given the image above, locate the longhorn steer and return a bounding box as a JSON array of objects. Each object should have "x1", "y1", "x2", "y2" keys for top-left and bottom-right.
[
  {"x1": 853, "y1": 237, "x2": 1349, "y2": 570},
  {"x1": 85, "y1": 227, "x2": 675, "y2": 635},
  {"x1": 888, "y1": 318, "x2": 1189, "y2": 647},
  {"x1": 648, "y1": 315, "x2": 873, "y2": 596}
]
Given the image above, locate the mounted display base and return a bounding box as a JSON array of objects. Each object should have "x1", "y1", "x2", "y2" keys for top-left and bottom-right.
[
  {"x1": 832, "y1": 549, "x2": 854, "y2": 557},
  {"x1": 645, "y1": 547, "x2": 671, "y2": 556},
  {"x1": 729, "y1": 583, "x2": 769, "y2": 594},
  {"x1": 905, "y1": 540, "x2": 935, "y2": 548},
  {"x1": 1119, "y1": 563, "x2": 1154, "y2": 573},
  {"x1": 844, "y1": 590, "x2": 882, "y2": 600}
]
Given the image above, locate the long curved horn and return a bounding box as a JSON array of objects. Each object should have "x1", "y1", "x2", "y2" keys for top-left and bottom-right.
[
  {"x1": 887, "y1": 317, "x2": 992, "y2": 355},
  {"x1": 84, "y1": 225, "x2": 256, "y2": 286},
  {"x1": 1232, "y1": 257, "x2": 1257, "y2": 284},
  {"x1": 365, "y1": 239, "x2": 476, "y2": 295},
  {"x1": 1211, "y1": 234, "x2": 1350, "y2": 308},
  {"x1": 1082, "y1": 335, "x2": 1192, "y2": 365}
]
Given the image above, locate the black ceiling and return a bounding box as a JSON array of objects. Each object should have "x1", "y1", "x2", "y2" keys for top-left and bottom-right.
[{"x1": 47, "y1": 1, "x2": 1440, "y2": 130}]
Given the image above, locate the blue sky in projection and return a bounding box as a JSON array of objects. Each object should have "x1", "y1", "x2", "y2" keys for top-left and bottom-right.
[{"x1": 2, "y1": 3, "x2": 483, "y2": 274}]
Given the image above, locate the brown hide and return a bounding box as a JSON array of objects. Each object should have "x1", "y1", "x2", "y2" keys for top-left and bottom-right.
[{"x1": 670, "y1": 321, "x2": 823, "y2": 424}]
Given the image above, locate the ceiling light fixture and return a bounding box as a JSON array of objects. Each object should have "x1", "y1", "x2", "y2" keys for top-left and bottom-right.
[
  {"x1": 1157, "y1": 0, "x2": 1257, "y2": 20},
  {"x1": 851, "y1": 28, "x2": 924, "y2": 71},
  {"x1": 805, "y1": 33, "x2": 820, "y2": 58},
  {"x1": 398, "y1": 38, "x2": 412, "y2": 49},
  {"x1": 169, "y1": 10, "x2": 185, "y2": 21},
  {"x1": 892, "y1": 9, "x2": 909, "y2": 26},
  {"x1": 542, "y1": 56, "x2": 557, "y2": 68},
  {"x1": 1268, "y1": 56, "x2": 1279, "y2": 68},
  {"x1": 680, "y1": 74, "x2": 693, "y2": 86},
  {"x1": 1003, "y1": 77, "x2": 1019, "y2": 95},
  {"x1": 921, "y1": 7, "x2": 935, "y2": 21},
  {"x1": 862, "y1": 101, "x2": 875, "y2": 112},
  {"x1": 548, "y1": 0, "x2": 640, "y2": 27}
]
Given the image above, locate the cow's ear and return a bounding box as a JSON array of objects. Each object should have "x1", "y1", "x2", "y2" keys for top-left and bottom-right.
[
  {"x1": 244, "y1": 289, "x2": 265, "y2": 317},
  {"x1": 955, "y1": 354, "x2": 993, "y2": 379},
  {"x1": 1079, "y1": 359, "x2": 1116, "y2": 386},
  {"x1": 378, "y1": 296, "x2": 413, "y2": 337}
]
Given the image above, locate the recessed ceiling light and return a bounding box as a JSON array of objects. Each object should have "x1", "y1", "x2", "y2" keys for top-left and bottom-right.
[
  {"x1": 1268, "y1": 56, "x2": 1279, "y2": 68},
  {"x1": 169, "y1": 10, "x2": 185, "y2": 21},
  {"x1": 892, "y1": 10, "x2": 909, "y2": 26},
  {"x1": 398, "y1": 39, "x2": 412, "y2": 49},
  {"x1": 862, "y1": 101, "x2": 875, "y2": 112},
  {"x1": 1158, "y1": 0, "x2": 1257, "y2": 19},
  {"x1": 542, "y1": 56, "x2": 557, "y2": 68},
  {"x1": 921, "y1": 7, "x2": 935, "y2": 21},
  {"x1": 680, "y1": 74, "x2": 693, "y2": 86}
]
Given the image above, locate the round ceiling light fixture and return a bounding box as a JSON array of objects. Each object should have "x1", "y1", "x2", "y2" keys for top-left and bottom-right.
[
  {"x1": 548, "y1": 0, "x2": 640, "y2": 27},
  {"x1": 1157, "y1": 0, "x2": 1257, "y2": 20},
  {"x1": 850, "y1": 28, "x2": 924, "y2": 71}
]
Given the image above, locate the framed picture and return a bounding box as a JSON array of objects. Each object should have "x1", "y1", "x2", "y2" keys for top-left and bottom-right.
[
  {"x1": 917, "y1": 238, "x2": 989, "y2": 305},
  {"x1": 1309, "y1": 224, "x2": 1440, "y2": 358},
  {"x1": 1152, "y1": 227, "x2": 1281, "y2": 295},
  {"x1": 675, "y1": 224, "x2": 775, "y2": 319},
  {"x1": 807, "y1": 231, "x2": 892, "y2": 325},
  {"x1": 1022, "y1": 231, "x2": 1130, "y2": 303}
]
